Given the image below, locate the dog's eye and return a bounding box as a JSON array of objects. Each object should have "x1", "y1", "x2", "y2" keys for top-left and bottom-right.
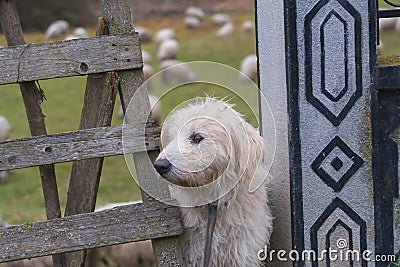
[{"x1": 190, "y1": 133, "x2": 204, "y2": 144}]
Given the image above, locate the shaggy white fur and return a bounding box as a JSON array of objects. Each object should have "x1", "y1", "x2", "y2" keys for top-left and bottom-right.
[{"x1": 154, "y1": 98, "x2": 273, "y2": 266}]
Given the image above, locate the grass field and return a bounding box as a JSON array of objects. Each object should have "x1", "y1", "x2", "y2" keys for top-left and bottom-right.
[{"x1": 0, "y1": 13, "x2": 258, "y2": 224}]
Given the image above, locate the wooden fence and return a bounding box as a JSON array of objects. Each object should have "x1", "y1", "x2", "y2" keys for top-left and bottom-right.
[{"x1": 0, "y1": 0, "x2": 183, "y2": 266}]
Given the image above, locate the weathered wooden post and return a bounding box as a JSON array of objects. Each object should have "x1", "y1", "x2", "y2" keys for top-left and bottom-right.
[{"x1": 257, "y1": 0, "x2": 379, "y2": 265}]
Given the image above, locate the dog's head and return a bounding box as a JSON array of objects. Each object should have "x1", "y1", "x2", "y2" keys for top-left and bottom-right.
[{"x1": 154, "y1": 98, "x2": 263, "y2": 191}]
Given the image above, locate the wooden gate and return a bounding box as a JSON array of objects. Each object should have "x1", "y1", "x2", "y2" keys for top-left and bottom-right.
[
  {"x1": 0, "y1": 0, "x2": 183, "y2": 266},
  {"x1": 256, "y1": 0, "x2": 399, "y2": 266}
]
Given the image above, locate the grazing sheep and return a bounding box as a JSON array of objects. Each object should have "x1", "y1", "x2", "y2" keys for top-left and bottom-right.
[
  {"x1": 44, "y1": 20, "x2": 69, "y2": 39},
  {"x1": 154, "y1": 28, "x2": 175, "y2": 46},
  {"x1": 73, "y1": 27, "x2": 88, "y2": 38},
  {"x1": 85, "y1": 241, "x2": 154, "y2": 267},
  {"x1": 119, "y1": 95, "x2": 161, "y2": 123},
  {"x1": 157, "y1": 39, "x2": 180, "y2": 61},
  {"x1": 0, "y1": 115, "x2": 10, "y2": 184},
  {"x1": 64, "y1": 35, "x2": 80, "y2": 40},
  {"x1": 241, "y1": 20, "x2": 254, "y2": 32},
  {"x1": 135, "y1": 26, "x2": 152, "y2": 43},
  {"x1": 212, "y1": 13, "x2": 231, "y2": 26},
  {"x1": 377, "y1": 40, "x2": 384, "y2": 56},
  {"x1": 395, "y1": 18, "x2": 400, "y2": 35},
  {"x1": 239, "y1": 54, "x2": 258, "y2": 82},
  {"x1": 143, "y1": 63, "x2": 154, "y2": 80},
  {"x1": 184, "y1": 16, "x2": 201, "y2": 29},
  {"x1": 379, "y1": 17, "x2": 398, "y2": 32},
  {"x1": 142, "y1": 50, "x2": 152, "y2": 64},
  {"x1": 185, "y1": 6, "x2": 205, "y2": 20},
  {"x1": 0, "y1": 115, "x2": 10, "y2": 141},
  {"x1": 215, "y1": 22, "x2": 234, "y2": 37},
  {"x1": 148, "y1": 94, "x2": 162, "y2": 124},
  {"x1": 0, "y1": 218, "x2": 9, "y2": 227},
  {"x1": 159, "y1": 59, "x2": 196, "y2": 84}
]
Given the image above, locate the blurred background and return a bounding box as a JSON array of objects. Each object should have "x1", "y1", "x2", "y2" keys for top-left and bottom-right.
[
  {"x1": 0, "y1": 0, "x2": 258, "y2": 225},
  {"x1": 0, "y1": 0, "x2": 399, "y2": 226}
]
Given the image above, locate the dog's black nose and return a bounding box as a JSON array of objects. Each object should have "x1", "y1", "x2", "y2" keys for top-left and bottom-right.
[{"x1": 154, "y1": 159, "x2": 172, "y2": 176}]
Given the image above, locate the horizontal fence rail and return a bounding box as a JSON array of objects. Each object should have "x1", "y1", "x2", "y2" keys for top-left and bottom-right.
[
  {"x1": 0, "y1": 124, "x2": 160, "y2": 171},
  {"x1": 0, "y1": 201, "x2": 183, "y2": 263},
  {"x1": 0, "y1": 34, "x2": 142, "y2": 85}
]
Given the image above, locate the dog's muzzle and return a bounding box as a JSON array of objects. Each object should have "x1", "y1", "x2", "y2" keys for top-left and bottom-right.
[{"x1": 154, "y1": 158, "x2": 172, "y2": 176}]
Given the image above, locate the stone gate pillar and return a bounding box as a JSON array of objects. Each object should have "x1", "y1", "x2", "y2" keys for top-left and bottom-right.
[{"x1": 256, "y1": 0, "x2": 378, "y2": 265}]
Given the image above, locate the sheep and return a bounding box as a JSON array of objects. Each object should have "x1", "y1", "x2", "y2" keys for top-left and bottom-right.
[
  {"x1": 141, "y1": 50, "x2": 152, "y2": 64},
  {"x1": 119, "y1": 94, "x2": 161, "y2": 123},
  {"x1": 185, "y1": 6, "x2": 205, "y2": 20},
  {"x1": 239, "y1": 54, "x2": 258, "y2": 82},
  {"x1": 379, "y1": 17, "x2": 398, "y2": 32},
  {"x1": 395, "y1": 18, "x2": 400, "y2": 34},
  {"x1": 157, "y1": 39, "x2": 179, "y2": 61},
  {"x1": 184, "y1": 16, "x2": 201, "y2": 29},
  {"x1": 159, "y1": 59, "x2": 196, "y2": 85},
  {"x1": 85, "y1": 241, "x2": 155, "y2": 267},
  {"x1": 135, "y1": 26, "x2": 152, "y2": 43},
  {"x1": 212, "y1": 13, "x2": 231, "y2": 26},
  {"x1": 241, "y1": 20, "x2": 254, "y2": 32},
  {"x1": 143, "y1": 63, "x2": 154, "y2": 80},
  {"x1": 73, "y1": 27, "x2": 88, "y2": 38},
  {"x1": 0, "y1": 116, "x2": 10, "y2": 141},
  {"x1": 215, "y1": 22, "x2": 234, "y2": 37},
  {"x1": 44, "y1": 20, "x2": 69, "y2": 39},
  {"x1": 148, "y1": 95, "x2": 162, "y2": 124},
  {"x1": 154, "y1": 28, "x2": 175, "y2": 45},
  {"x1": 377, "y1": 40, "x2": 384, "y2": 56}
]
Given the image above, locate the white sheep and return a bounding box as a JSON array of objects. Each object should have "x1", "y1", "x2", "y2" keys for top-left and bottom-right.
[
  {"x1": 135, "y1": 26, "x2": 152, "y2": 43},
  {"x1": 141, "y1": 50, "x2": 152, "y2": 64},
  {"x1": 44, "y1": 20, "x2": 69, "y2": 39},
  {"x1": 215, "y1": 22, "x2": 234, "y2": 37},
  {"x1": 0, "y1": 116, "x2": 10, "y2": 141},
  {"x1": 157, "y1": 39, "x2": 179, "y2": 61},
  {"x1": 64, "y1": 35, "x2": 80, "y2": 40},
  {"x1": 73, "y1": 27, "x2": 88, "y2": 38},
  {"x1": 184, "y1": 16, "x2": 201, "y2": 29},
  {"x1": 377, "y1": 40, "x2": 384, "y2": 56},
  {"x1": 119, "y1": 94, "x2": 161, "y2": 123},
  {"x1": 185, "y1": 6, "x2": 205, "y2": 20},
  {"x1": 379, "y1": 17, "x2": 398, "y2": 32},
  {"x1": 148, "y1": 95, "x2": 162, "y2": 124},
  {"x1": 0, "y1": 116, "x2": 11, "y2": 184},
  {"x1": 239, "y1": 54, "x2": 258, "y2": 82},
  {"x1": 159, "y1": 59, "x2": 196, "y2": 85},
  {"x1": 241, "y1": 20, "x2": 254, "y2": 32},
  {"x1": 154, "y1": 28, "x2": 175, "y2": 45},
  {"x1": 85, "y1": 240, "x2": 154, "y2": 267},
  {"x1": 212, "y1": 13, "x2": 231, "y2": 26},
  {"x1": 143, "y1": 64, "x2": 154, "y2": 80}
]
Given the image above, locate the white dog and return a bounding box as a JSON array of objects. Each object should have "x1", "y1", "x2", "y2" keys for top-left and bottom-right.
[{"x1": 154, "y1": 98, "x2": 272, "y2": 266}]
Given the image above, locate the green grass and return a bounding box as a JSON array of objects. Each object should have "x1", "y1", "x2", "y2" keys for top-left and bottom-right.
[{"x1": 0, "y1": 13, "x2": 257, "y2": 224}]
